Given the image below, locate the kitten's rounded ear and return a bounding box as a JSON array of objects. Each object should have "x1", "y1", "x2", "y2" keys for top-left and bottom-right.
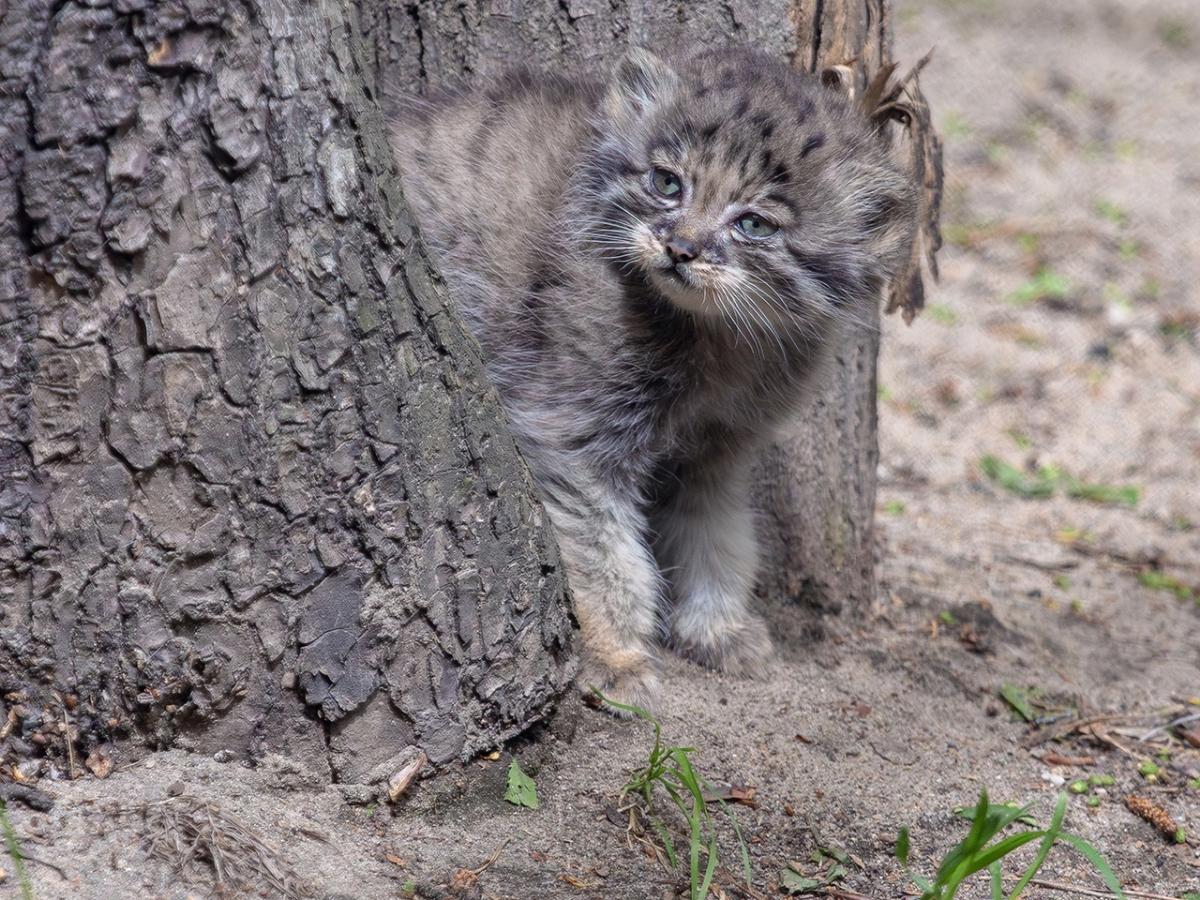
[
  {"x1": 606, "y1": 47, "x2": 678, "y2": 121},
  {"x1": 820, "y1": 64, "x2": 856, "y2": 100}
]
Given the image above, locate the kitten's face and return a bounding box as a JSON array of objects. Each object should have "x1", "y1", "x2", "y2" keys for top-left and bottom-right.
[{"x1": 583, "y1": 49, "x2": 915, "y2": 337}]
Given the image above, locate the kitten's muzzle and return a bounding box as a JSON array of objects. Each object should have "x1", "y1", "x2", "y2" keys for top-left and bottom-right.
[{"x1": 664, "y1": 235, "x2": 700, "y2": 264}]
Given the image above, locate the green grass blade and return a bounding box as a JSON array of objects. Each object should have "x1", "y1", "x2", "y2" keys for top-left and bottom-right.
[
  {"x1": 590, "y1": 689, "x2": 654, "y2": 721},
  {"x1": 0, "y1": 801, "x2": 34, "y2": 900},
  {"x1": 944, "y1": 807, "x2": 1048, "y2": 897},
  {"x1": 942, "y1": 830, "x2": 1046, "y2": 894},
  {"x1": 1007, "y1": 793, "x2": 1068, "y2": 898},
  {"x1": 720, "y1": 800, "x2": 753, "y2": 889},
  {"x1": 1055, "y1": 834, "x2": 1126, "y2": 899},
  {"x1": 688, "y1": 800, "x2": 703, "y2": 899},
  {"x1": 671, "y1": 750, "x2": 704, "y2": 799},
  {"x1": 696, "y1": 834, "x2": 719, "y2": 900},
  {"x1": 989, "y1": 862, "x2": 1003, "y2": 900},
  {"x1": 650, "y1": 817, "x2": 679, "y2": 869},
  {"x1": 963, "y1": 790, "x2": 993, "y2": 851},
  {"x1": 958, "y1": 800, "x2": 1038, "y2": 834},
  {"x1": 933, "y1": 790, "x2": 993, "y2": 890},
  {"x1": 971, "y1": 831, "x2": 1046, "y2": 872}
]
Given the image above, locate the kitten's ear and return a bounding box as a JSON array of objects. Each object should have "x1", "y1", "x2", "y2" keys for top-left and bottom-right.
[{"x1": 606, "y1": 48, "x2": 678, "y2": 121}]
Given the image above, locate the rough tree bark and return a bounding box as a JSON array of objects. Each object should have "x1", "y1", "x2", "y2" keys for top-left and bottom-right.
[
  {"x1": 0, "y1": 0, "x2": 573, "y2": 784},
  {"x1": 1, "y1": 0, "x2": 926, "y2": 785}
]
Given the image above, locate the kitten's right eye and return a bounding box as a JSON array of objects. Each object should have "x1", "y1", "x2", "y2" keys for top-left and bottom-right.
[{"x1": 650, "y1": 168, "x2": 683, "y2": 199}]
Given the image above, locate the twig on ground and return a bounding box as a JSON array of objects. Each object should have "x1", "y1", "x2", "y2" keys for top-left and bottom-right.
[
  {"x1": 0, "y1": 707, "x2": 17, "y2": 740},
  {"x1": 132, "y1": 794, "x2": 309, "y2": 899},
  {"x1": 1029, "y1": 878, "x2": 1179, "y2": 900},
  {"x1": 1085, "y1": 724, "x2": 1139, "y2": 759},
  {"x1": 1139, "y1": 710, "x2": 1200, "y2": 743},
  {"x1": 468, "y1": 839, "x2": 508, "y2": 878},
  {"x1": 1021, "y1": 714, "x2": 1124, "y2": 749},
  {"x1": 54, "y1": 692, "x2": 78, "y2": 779},
  {"x1": 14, "y1": 850, "x2": 69, "y2": 879}
]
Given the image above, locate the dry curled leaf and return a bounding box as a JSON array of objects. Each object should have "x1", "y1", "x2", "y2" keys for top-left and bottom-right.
[
  {"x1": 386, "y1": 749, "x2": 427, "y2": 802},
  {"x1": 85, "y1": 745, "x2": 113, "y2": 779},
  {"x1": 1042, "y1": 752, "x2": 1096, "y2": 767},
  {"x1": 702, "y1": 783, "x2": 759, "y2": 808},
  {"x1": 864, "y1": 50, "x2": 944, "y2": 324},
  {"x1": 559, "y1": 873, "x2": 596, "y2": 889}
]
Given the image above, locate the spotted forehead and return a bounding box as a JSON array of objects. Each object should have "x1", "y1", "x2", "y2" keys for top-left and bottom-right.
[{"x1": 647, "y1": 101, "x2": 826, "y2": 211}]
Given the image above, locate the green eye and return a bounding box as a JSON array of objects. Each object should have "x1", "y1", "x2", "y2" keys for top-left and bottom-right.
[
  {"x1": 735, "y1": 213, "x2": 778, "y2": 239},
  {"x1": 651, "y1": 168, "x2": 682, "y2": 198}
]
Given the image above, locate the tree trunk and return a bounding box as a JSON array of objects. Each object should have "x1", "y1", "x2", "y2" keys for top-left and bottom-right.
[
  {"x1": 0, "y1": 0, "x2": 573, "y2": 784},
  {"x1": 1, "y1": 0, "x2": 919, "y2": 784},
  {"x1": 365, "y1": 0, "x2": 901, "y2": 623}
]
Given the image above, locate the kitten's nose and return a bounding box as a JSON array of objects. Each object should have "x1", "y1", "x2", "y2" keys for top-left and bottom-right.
[{"x1": 664, "y1": 235, "x2": 700, "y2": 263}]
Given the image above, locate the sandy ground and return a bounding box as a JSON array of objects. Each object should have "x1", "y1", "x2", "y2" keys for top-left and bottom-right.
[{"x1": 6, "y1": 1, "x2": 1200, "y2": 898}]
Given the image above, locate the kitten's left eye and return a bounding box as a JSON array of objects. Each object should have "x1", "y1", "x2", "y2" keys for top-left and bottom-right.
[
  {"x1": 735, "y1": 213, "x2": 778, "y2": 239},
  {"x1": 650, "y1": 168, "x2": 683, "y2": 198}
]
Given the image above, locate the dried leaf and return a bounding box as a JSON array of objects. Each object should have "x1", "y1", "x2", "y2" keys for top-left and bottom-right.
[
  {"x1": 85, "y1": 746, "x2": 113, "y2": 779},
  {"x1": 449, "y1": 868, "x2": 478, "y2": 890},
  {"x1": 386, "y1": 750, "x2": 427, "y2": 802},
  {"x1": 702, "y1": 783, "x2": 759, "y2": 807},
  {"x1": 1042, "y1": 752, "x2": 1096, "y2": 767},
  {"x1": 862, "y1": 50, "x2": 943, "y2": 323},
  {"x1": 559, "y1": 873, "x2": 595, "y2": 889}
]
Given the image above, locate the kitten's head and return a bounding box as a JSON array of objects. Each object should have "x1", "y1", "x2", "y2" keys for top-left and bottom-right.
[{"x1": 581, "y1": 47, "x2": 916, "y2": 336}]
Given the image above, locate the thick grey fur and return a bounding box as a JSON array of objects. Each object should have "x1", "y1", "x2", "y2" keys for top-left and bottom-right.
[{"x1": 389, "y1": 47, "x2": 916, "y2": 710}]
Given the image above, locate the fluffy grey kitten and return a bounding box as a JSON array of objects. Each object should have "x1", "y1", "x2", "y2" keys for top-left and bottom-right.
[{"x1": 390, "y1": 48, "x2": 915, "y2": 710}]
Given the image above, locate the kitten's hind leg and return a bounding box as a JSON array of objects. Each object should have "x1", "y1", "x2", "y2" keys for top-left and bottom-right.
[
  {"x1": 544, "y1": 484, "x2": 664, "y2": 715},
  {"x1": 651, "y1": 444, "x2": 774, "y2": 676}
]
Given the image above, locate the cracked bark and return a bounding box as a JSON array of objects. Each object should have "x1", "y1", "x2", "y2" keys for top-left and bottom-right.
[
  {"x1": 2, "y1": 0, "x2": 907, "y2": 783},
  {"x1": 1, "y1": 0, "x2": 572, "y2": 782}
]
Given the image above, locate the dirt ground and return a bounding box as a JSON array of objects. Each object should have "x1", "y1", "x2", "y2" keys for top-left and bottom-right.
[{"x1": 6, "y1": 0, "x2": 1199, "y2": 898}]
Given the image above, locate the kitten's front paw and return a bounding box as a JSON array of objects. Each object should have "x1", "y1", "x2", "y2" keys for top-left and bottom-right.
[
  {"x1": 671, "y1": 611, "x2": 774, "y2": 677},
  {"x1": 578, "y1": 655, "x2": 661, "y2": 717}
]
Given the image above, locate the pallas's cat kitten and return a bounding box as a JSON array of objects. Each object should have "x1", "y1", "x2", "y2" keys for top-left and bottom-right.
[{"x1": 390, "y1": 48, "x2": 915, "y2": 710}]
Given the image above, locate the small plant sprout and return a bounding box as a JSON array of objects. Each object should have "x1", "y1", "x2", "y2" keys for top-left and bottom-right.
[
  {"x1": 594, "y1": 690, "x2": 751, "y2": 900},
  {"x1": 896, "y1": 790, "x2": 1126, "y2": 900},
  {"x1": 1008, "y1": 268, "x2": 1070, "y2": 306},
  {"x1": 979, "y1": 456, "x2": 1140, "y2": 508}
]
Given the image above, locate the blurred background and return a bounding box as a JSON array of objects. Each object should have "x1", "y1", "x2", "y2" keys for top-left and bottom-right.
[{"x1": 879, "y1": 0, "x2": 1200, "y2": 637}]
